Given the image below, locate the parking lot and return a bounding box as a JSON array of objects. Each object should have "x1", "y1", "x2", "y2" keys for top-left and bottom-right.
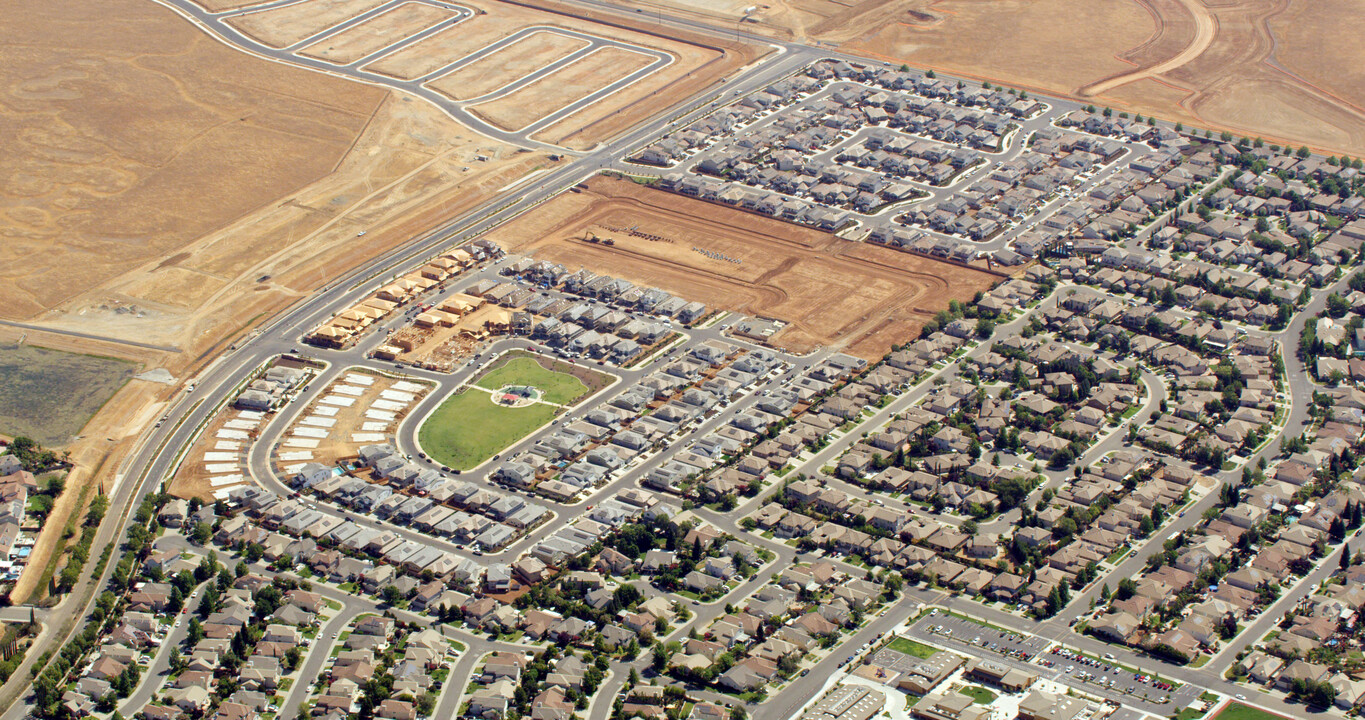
[
  {"x1": 916, "y1": 611, "x2": 1049, "y2": 662},
  {"x1": 907, "y1": 612, "x2": 1201, "y2": 714},
  {"x1": 1042, "y1": 644, "x2": 1179, "y2": 703}
]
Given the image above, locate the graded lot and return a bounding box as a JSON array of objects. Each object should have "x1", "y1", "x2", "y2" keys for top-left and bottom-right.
[
  {"x1": 487, "y1": 175, "x2": 1002, "y2": 359},
  {"x1": 300, "y1": 1, "x2": 457, "y2": 65},
  {"x1": 226, "y1": 0, "x2": 393, "y2": 48},
  {"x1": 470, "y1": 46, "x2": 656, "y2": 132},
  {"x1": 426, "y1": 31, "x2": 590, "y2": 101}
]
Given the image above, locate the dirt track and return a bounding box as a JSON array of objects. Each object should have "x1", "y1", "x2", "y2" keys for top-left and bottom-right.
[
  {"x1": 1079, "y1": 0, "x2": 1217, "y2": 98},
  {"x1": 488, "y1": 176, "x2": 999, "y2": 359}
]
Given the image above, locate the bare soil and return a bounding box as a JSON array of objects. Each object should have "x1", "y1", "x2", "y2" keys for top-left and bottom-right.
[
  {"x1": 470, "y1": 47, "x2": 656, "y2": 132},
  {"x1": 426, "y1": 31, "x2": 589, "y2": 101},
  {"x1": 300, "y1": 1, "x2": 456, "y2": 65},
  {"x1": 487, "y1": 176, "x2": 1001, "y2": 359},
  {"x1": 226, "y1": 0, "x2": 393, "y2": 48}
]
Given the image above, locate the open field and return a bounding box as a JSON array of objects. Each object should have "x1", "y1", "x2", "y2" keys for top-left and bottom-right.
[
  {"x1": 0, "y1": 0, "x2": 386, "y2": 323},
  {"x1": 226, "y1": 0, "x2": 392, "y2": 48},
  {"x1": 28, "y1": 93, "x2": 546, "y2": 352},
  {"x1": 0, "y1": 345, "x2": 136, "y2": 446},
  {"x1": 473, "y1": 356, "x2": 592, "y2": 405},
  {"x1": 487, "y1": 176, "x2": 1001, "y2": 359},
  {"x1": 426, "y1": 31, "x2": 590, "y2": 101},
  {"x1": 470, "y1": 47, "x2": 656, "y2": 132},
  {"x1": 299, "y1": 1, "x2": 457, "y2": 64},
  {"x1": 417, "y1": 388, "x2": 558, "y2": 470}
]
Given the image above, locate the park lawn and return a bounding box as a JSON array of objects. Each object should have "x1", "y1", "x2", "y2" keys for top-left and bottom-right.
[
  {"x1": 958, "y1": 686, "x2": 997, "y2": 704},
  {"x1": 1214, "y1": 704, "x2": 1290, "y2": 720},
  {"x1": 0, "y1": 344, "x2": 136, "y2": 444},
  {"x1": 419, "y1": 389, "x2": 557, "y2": 470},
  {"x1": 886, "y1": 637, "x2": 938, "y2": 659},
  {"x1": 474, "y1": 357, "x2": 588, "y2": 405}
]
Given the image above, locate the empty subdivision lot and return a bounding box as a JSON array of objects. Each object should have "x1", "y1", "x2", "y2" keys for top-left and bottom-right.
[
  {"x1": 226, "y1": 0, "x2": 392, "y2": 48},
  {"x1": 470, "y1": 46, "x2": 656, "y2": 131},
  {"x1": 487, "y1": 175, "x2": 1001, "y2": 359},
  {"x1": 300, "y1": 1, "x2": 456, "y2": 64},
  {"x1": 427, "y1": 31, "x2": 589, "y2": 101}
]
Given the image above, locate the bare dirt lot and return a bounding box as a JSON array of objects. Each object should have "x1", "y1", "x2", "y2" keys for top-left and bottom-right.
[
  {"x1": 488, "y1": 176, "x2": 1001, "y2": 359},
  {"x1": 426, "y1": 31, "x2": 590, "y2": 101},
  {"x1": 470, "y1": 47, "x2": 656, "y2": 132},
  {"x1": 226, "y1": 0, "x2": 393, "y2": 48},
  {"x1": 300, "y1": 1, "x2": 456, "y2": 65}
]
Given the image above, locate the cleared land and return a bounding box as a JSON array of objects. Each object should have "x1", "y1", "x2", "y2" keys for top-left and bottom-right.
[
  {"x1": 426, "y1": 31, "x2": 590, "y2": 101},
  {"x1": 487, "y1": 176, "x2": 1000, "y2": 359},
  {"x1": 470, "y1": 47, "x2": 656, "y2": 131},
  {"x1": 0, "y1": 345, "x2": 136, "y2": 446},
  {"x1": 417, "y1": 388, "x2": 558, "y2": 470},
  {"x1": 300, "y1": 2, "x2": 456, "y2": 64},
  {"x1": 226, "y1": 0, "x2": 392, "y2": 48},
  {"x1": 473, "y1": 356, "x2": 592, "y2": 405},
  {"x1": 364, "y1": 0, "x2": 764, "y2": 149}
]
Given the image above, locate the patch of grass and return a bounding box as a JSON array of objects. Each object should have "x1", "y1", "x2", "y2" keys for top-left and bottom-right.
[
  {"x1": 1106, "y1": 545, "x2": 1131, "y2": 564},
  {"x1": 473, "y1": 357, "x2": 589, "y2": 405},
  {"x1": 1212, "y1": 703, "x2": 1286, "y2": 720},
  {"x1": 0, "y1": 344, "x2": 136, "y2": 444},
  {"x1": 418, "y1": 388, "x2": 558, "y2": 470},
  {"x1": 886, "y1": 637, "x2": 938, "y2": 659},
  {"x1": 958, "y1": 685, "x2": 996, "y2": 704}
]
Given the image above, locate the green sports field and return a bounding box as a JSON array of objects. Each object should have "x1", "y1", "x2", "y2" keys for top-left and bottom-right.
[
  {"x1": 473, "y1": 356, "x2": 588, "y2": 405},
  {"x1": 417, "y1": 388, "x2": 558, "y2": 471}
]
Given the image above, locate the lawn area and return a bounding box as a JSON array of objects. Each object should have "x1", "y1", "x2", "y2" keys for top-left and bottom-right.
[
  {"x1": 958, "y1": 686, "x2": 996, "y2": 704},
  {"x1": 0, "y1": 344, "x2": 136, "y2": 444},
  {"x1": 418, "y1": 388, "x2": 558, "y2": 470},
  {"x1": 1213, "y1": 703, "x2": 1290, "y2": 720},
  {"x1": 886, "y1": 637, "x2": 938, "y2": 659},
  {"x1": 474, "y1": 356, "x2": 588, "y2": 405}
]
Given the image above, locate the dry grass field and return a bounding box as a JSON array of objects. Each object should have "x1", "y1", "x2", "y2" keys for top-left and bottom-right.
[
  {"x1": 427, "y1": 31, "x2": 589, "y2": 101},
  {"x1": 299, "y1": 1, "x2": 457, "y2": 64},
  {"x1": 470, "y1": 47, "x2": 656, "y2": 132},
  {"x1": 488, "y1": 176, "x2": 1000, "y2": 358},
  {"x1": 0, "y1": 0, "x2": 387, "y2": 323}
]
